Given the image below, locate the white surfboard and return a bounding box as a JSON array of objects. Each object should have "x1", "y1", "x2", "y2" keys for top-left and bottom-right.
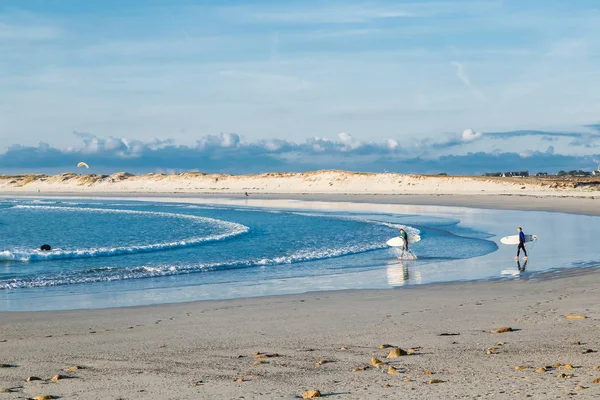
[
  {"x1": 386, "y1": 234, "x2": 421, "y2": 247},
  {"x1": 500, "y1": 234, "x2": 537, "y2": 245}
]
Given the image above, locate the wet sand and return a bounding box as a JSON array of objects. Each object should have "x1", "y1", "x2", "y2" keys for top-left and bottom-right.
[{"x1": 0, "y1": 194, "x2": 599, "y2": 399}]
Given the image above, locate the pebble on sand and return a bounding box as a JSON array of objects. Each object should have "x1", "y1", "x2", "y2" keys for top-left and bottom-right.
[
  {"x1": 65, "y1": 365, "x2": 84, "y2": 372},
  {"x1": 0, "y1": 364, "x2": 13, "y2": 368},
  {"x1": 593, "y1": 378, "x2": 600, "y2": 384},
  {"x1": 254, "y1": 353, "x2": 279, "y2": 359},
  {"x1": 233, "y1": 378, "x2": 244, "y2": 383},
  {"x1": 50, "y1": 375, "x2": 67, "y2": 382},
  {"x1": 370, "y1": 358, "x2": 385, "y2": 368},
  {"x1": 490, "y1": 327, "x2": 513, "y2": 334},
  {"x1": 0, "y1": 388, "x2": 11, "y2": 393},
  {"x1": 32, "y1": 396, "x2": 56, "y2": 400},
  {"x1": 388, "y1": 366, "x2": 401, "y2": 375},
  {"x1": 302, "y1": 389, "x2": 322, "y2": 398},
  {"x1": 379, "y1": 344, "x2": 393, "y2": 349},
  {"x1": 515, "y1": 366, "x2": 529, "y2": 371},
  {"x1": 424, "y1": 369, "x2": 434, "y2": 375},
  {"x1": 562, "y1": 364, "x2": 574, "y2": 370},
  {"x1": 352, "y1": 366, "x2": 368, "y2": 372},
  {"x1": 407, "y1": 347, "x2": 418, "y2": 354},
  {"x1": 565, "y1": 315, "x2": 587, "y2": 319},
  {"x1": 535, "y1": 367, "x2": 548, "y2": 373},
  {"x1": 497, "y1": 341, "x2": 505, "y2": 346},
  {"x1": 386, "y1": 348, "x2": 407, "y2": 358},
  {"x1": 26, "y1": 376, "x2": 42, "y2": 382},
  {"x1": 428, "y1": 379, "x2": 445, "y2": 384},
  {"x1": 404, "y1": 377, "x2": 412, "y2": 382},
  {"x1": 340, "y1": 347, "x2": 348, "y2": 351},
  {"x1": 315, "y1": 360, "x2": 329, "y2": 366},
  {"x1": 575, "y1": 385, "x2": 587, "y2": 390},
  {"x1": 252, "y1": 361, "x2": 265, "y2": 366}
]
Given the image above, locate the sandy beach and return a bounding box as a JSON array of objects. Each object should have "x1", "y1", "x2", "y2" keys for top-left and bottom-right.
[{"x1": 1, "y1": 190, "x2": 599, "y2": 399}]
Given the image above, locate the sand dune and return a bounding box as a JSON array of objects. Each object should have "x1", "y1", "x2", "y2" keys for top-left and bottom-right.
[{"x1": 1, "y1": 170, "x2": 599, "y2": 197}]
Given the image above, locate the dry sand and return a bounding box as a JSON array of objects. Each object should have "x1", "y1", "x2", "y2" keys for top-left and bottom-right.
[
  {"x1": 1, "y1": 170, "x2": 599, "y2": 197},
  {"x1": 1, "y1": 273, "x2": 599, "y2": 399},
  {"x1": 1, "y1": 192, "x2": 599, "y2": 399}
]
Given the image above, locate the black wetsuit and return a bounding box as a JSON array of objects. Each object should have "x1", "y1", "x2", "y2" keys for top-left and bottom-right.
[
  {"x1": 517, "y1": 231, "x2": 527, "y2": 257},
  {"x1": 400, "y1": 231, "x2": 408, "y2": 250}
]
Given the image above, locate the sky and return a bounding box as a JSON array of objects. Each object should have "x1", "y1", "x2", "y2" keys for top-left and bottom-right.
[{"x1": 1, "y1": 0, "x2": 599, "y2": 175}]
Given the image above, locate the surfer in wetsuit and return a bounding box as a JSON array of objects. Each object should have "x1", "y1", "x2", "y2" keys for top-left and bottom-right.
[
  {"x1": 516, "y1": 227, "x2": 528, "y2": 260},
  {"x1": 399, "y1": 229, "x2": 408, "y2": 252}
]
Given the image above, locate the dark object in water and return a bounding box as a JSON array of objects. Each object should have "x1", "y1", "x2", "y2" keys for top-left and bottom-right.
[{"x1": 40, "y1": 244, "x2": 52, "y2": 251}]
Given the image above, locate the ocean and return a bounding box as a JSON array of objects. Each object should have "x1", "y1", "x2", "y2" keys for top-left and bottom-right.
[{"x1": 1, "y1": 197, "x2": 598, "y2": 311}]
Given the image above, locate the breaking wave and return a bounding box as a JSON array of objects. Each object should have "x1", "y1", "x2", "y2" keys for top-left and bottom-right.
[{"x1": 0, "y1": 205, "x2": 249, "y2": 262}]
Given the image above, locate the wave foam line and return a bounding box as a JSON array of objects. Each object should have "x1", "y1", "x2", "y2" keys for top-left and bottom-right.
[
  {"x1": 0, "y1": 240, "x2": 387, "y2": 289},
  {"x1": 0, "y1": 205, "x2": 249, "y2": 262}
]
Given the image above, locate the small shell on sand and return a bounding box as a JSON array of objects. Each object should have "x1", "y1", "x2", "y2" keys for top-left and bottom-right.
[
  {"x1": 490, "y1": 327, "x2": 513, "y2": 334},
  {"x1": 50, "y1": 375, "x2": 66, "y2": 382},
  {"x1": 252, "y1": 361, "x2": 265, "y2": 366},
  {"x1": 497, "y1": 341, "x2": 505, "y2": 346},
  {"x1": 0, "y1": 388, "x2": 11, "y2": 393},
  {"x1": 565, "y1": 315, "x2": 587, "y2": 319},
  {"x1": 340, "y1": 347, "x2": 348, "y2": 351},
  {"x1": 315, "y1": 360, "x2": 328, "y2": 366},
  {"x1": 26, "y1": 376, "x2": 42, "y2": 382},
  {"x1": 515, "y1": 366, "x2": 529, "y2": 371},
  {"x1": 233, "y1": 378, "x2": 244, "y2": 383},
  {"x1": 65, "y1": 365, "x2": 83, "y2": 372},
  {"x1": 404, "y1": 377, "x2": 412, "y2": 382},
  {"x1": 33, "y1": 396, "x2": 56, "y2": 400},
  {"x1": 302, "y1": 389, "x2": 322, "y2": 398},
  {"x1": 379, "y1": 344, "x2": 393, "y2": 349},
  {"x1": 352, "y1": 366, "x2": 368, "y2": 372},
  {"x1": 575, "y1": 385, "x2": 586, "y2": 390},
  {"x1": 428, "y1": 379, "x2": 444, "y2": 384},
  {"x1": 407, "y1": 348, "x2": 417, "y2": 354},
  {"x1": 593, "y1": 378, "x2": 600, "y2": 384},
  {"x1": 388, "y1": 366, "x2": 401, "y2": 375},
  {"x1": 383, "y1": 383, "x2": 391, "y2": 388},
  {"x1": 424, "y1": 369, "x2": 433, "y2": 375},
  {"x1": 386, "y1": 348, "x2": 407, "y2": 358},
  {"x1": 552, "y1": 363, "x2": 562, "y2": 367},
  {"x1": 535, "y1": 367, "x2": 547, "y2": 373},
  {"x1": 562, "y1": 364, "x2": 574, "y2": 370}
]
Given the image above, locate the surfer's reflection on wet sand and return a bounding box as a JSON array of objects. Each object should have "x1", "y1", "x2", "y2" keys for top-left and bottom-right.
[
  {"x1": 517, "y1": 259, "x2": 528, "y2": 272},
  {"x1": 386, "y1": 262, "x2": 422, "y2": 287}
]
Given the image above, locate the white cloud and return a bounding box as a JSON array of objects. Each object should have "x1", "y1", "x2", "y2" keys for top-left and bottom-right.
[
  {"x1": 451, "y1": 61, "x2": 487, "y2": 101},
  {"x1": 461, "y1": 129, "x2": 483, "y2": 142}
]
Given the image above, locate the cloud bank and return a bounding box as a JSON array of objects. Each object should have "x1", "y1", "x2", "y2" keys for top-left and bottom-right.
[{"x1": 1, "y1": 130, "x2": 598, "y2": 176}]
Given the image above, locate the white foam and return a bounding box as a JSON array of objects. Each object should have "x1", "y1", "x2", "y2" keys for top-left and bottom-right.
[{"x1": 1, "y1": 205, "x2": 249, "y2": 262}]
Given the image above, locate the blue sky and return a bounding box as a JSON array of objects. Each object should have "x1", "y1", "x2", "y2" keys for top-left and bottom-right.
[{"x1": 1, "y1": 0, "x2": 599, "y2": 174}]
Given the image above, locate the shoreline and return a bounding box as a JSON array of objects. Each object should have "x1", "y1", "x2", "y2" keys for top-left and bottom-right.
[{"x1": 1, "y1": 194, "x2": 599, "y2": 398}]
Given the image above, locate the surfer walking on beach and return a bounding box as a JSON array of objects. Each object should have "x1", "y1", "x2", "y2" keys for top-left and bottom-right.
[
  {"x1": 399, "y1": 228, "x2": 409, "y2": 256},
  {"x1": 516, "y1": 227, "x2": 528, "y2": 261}
]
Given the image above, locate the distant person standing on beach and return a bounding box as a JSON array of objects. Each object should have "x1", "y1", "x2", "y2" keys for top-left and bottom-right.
[{"x1": 516, "y1": 227, "x2": 528, "y2": 260}]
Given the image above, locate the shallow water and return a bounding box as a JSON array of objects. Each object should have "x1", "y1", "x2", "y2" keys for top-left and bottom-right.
[{"x1": 0, "y1": 197, "x2": 598, "y2": 311}]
